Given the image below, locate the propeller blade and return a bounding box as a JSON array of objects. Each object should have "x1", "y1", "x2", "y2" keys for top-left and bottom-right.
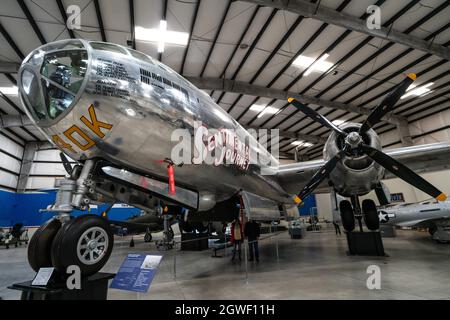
[
  {"x1": 293, "y1": 148, "x2": 347, "y2": 205},
  {"x1": 288, "y1": 98, "x2": 347, "y2": 137},
  {"x1": 361, "y1": 144, "x2": 447, "y2": 201},
  {"x1": 360, "y1": 73, "x2": 416, "y2": 134},
  {"x1": 59, "y1": 152, "x2": 73, "y2": 175}
]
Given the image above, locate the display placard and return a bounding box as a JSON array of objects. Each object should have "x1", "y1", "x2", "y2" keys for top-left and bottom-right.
[
  {"x1": 31, "y1": 267, "x2": 55, "y2": 286},
  {"x1": 110, "y1": 254, "x2": 162, "y2": 293}
]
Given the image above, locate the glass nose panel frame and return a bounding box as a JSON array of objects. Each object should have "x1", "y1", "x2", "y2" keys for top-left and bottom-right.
[{"x1": 18, "y1": 39, "x2": 90, "y2": 127}]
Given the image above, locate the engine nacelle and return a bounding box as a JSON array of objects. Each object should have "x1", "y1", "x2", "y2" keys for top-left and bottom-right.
[{"x1": 324, "y1": 123, "x2": 385, "y2": 196}]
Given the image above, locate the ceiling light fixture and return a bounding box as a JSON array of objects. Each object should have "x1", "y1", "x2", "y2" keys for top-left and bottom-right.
[
  {"x1": 250, "y1": 104, "x2": 265, "y2": 112},
  {"x1": 0, "y1": 86, "x2": 18, "y2": 95},
  {"x1": 291, "y1": 140, "x2": 314, "y2": 147},
  {"x1": 401, "y1": 83, "x2": 434, "y2": 99},
  {"x1": 293, "y1": 54, "x2": 333, "y2": 76},
  {"x1": 332, "y1": 119, "x2": 347, "y2": 127},
  {"x1": 135, "y1": 21, "x2": 189, "y2": 53},
  {"x1": 257, "y1": 106, "x2": 279, "y2": 118}
]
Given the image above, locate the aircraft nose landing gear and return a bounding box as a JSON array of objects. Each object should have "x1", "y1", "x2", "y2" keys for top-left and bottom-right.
[
  {"x1": 51, "y1": 215, "x2": 113, "y2": 276},
  {"x1": 27, "y1": 159, "x2": 114, "y2": 277}
]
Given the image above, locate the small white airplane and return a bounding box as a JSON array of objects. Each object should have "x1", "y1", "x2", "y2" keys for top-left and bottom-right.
[{"x1": 378, "y1": 201, "x2": 450, "y2": 243}]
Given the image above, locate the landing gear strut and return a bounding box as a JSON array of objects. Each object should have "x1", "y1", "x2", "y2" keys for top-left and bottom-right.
[
  {"x1": 27, "y1": 159, "x2": 114, "y2": 277},
  {"x1": 155, "y1": 214, "x2": 175, "y2": 250}
]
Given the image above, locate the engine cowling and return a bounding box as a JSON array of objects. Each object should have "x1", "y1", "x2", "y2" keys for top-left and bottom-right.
[{"x1": 324, "y1": 123, "x2": 385, "y2": 196}]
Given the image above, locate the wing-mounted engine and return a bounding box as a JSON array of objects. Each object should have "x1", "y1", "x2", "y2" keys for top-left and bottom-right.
[
  {"x1": 286, "y1": 74, "x2": 446, "y2": 205},
  {"x1": 324, "y1": 123, "x2": 384, "y2": 196}
]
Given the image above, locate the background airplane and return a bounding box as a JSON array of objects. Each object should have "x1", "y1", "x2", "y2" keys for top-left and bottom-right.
[{"x1": 378, "y1": 200, "x2": 450, "y2": 243}]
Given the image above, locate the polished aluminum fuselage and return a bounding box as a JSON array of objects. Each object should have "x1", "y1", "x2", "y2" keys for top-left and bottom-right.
[{"x1": 20, "y1": 40, "x2": 290, "y2": 206}]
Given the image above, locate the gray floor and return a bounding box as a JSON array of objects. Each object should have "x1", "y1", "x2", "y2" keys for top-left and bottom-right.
[{"x1": 1, "y1": 227, "x2": 449, "y2": 300}]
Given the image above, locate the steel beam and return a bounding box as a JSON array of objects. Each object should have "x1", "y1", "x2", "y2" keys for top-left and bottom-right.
[
  {"x1": 241, "y1": 0, "x2": 450, "y2": 60},
  {"x1": 187, "y1": 77, "x2": 404, "y2": 125},
  {"x1": 0, "y1": 62, "x2": 20, "y2": 73},
  {"x1": 0, "y1": 114, "x2": 33, "y2": 129},
  {"x1": 245, "y1": 126, "x2": 327, "y2": 144}
]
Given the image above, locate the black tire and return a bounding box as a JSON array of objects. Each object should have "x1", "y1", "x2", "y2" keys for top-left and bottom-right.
[
  {"x1": 28, "y1": 218, "x2": 62, "y2": 272},
  {"x1": 51, "y1": 215, "x2": 114, "y2": 277},
  {"x1": 192, "y1": 222, "x2": 208, "y2": 233},
  {"x1": 428, "y1": 224, "x2": 437, "y2": 235},
  {"x1": 362, "y1": 199, "x2": 380, "y2": 231},
  {"x1": 340, "y1": 200, "x2": 355, "y2": 232},
  {"x1": 178, "y1": 219, "x2": 193, "y2": 233},
  {"x1": 144, "y1": 232, "x2": 152, "y2": 242}
]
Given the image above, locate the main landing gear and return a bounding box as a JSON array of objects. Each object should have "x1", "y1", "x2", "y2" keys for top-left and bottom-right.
[
  {"x1": 339, "y1": 197, "x2": 379, "y2": 232},
  {"x1": 339, "y1": 195, "x2": 385, "y2": 256},
  {"x1": 28, "y1": 159, "x2": 114, "y2": 277}
]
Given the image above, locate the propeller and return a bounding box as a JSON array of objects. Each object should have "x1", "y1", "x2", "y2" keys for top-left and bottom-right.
[
  {"x1": 59, "y1": 152, "x2": 73, "y2": 175},
  {"x1": 359, "y1": 73, "x2": 416, "y2": 134},
  {"x1": 293, "y1": 146, "x2": 348, "y2": 205},
  {"x1": 288, "y1": 74, "x2": 447, "y2": 204},
  {"x1": 288, "y1": 98, "x2": 347, "y2": 137},
  {"x1": 360, "y1": 144, "x2": 446, "y2": 201}
]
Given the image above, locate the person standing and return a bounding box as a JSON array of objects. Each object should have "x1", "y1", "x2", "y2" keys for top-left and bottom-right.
[
  {"x1": 230, "y1": 219, "x2": 243, "y2": 261},
  {"x1": 244, "y1": 220, "x2": 261, "y2": 262},
  {"x1": 333, "y1": 220, "x2": 341, "y2": 236}
]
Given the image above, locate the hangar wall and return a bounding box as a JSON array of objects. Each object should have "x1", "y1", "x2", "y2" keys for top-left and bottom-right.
[
  {"x1": 0, "y1": 133, "x2": 23, "y2": 192},
  {"x1": 26, "y1": 148, "x2": 67, "y2": 191}
]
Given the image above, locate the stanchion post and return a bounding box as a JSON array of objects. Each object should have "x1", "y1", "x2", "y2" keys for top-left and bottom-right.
[
  {"x1": 244, "y1": 239, "x2": 248, "y2": 283},
  {"x1": 173, "y1": 242, "x2": 177, "y2": 279},
  {"x1": 276, "y1": 237, "x2": 279, "y2": 262}
]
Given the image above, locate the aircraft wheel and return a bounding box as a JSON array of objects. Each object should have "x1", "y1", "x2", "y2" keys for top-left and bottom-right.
[
  {"x1": 428, "y1": 225, "x2": 437, "y2": 235},
  {"x1": 192, "y1": 222, "x2": 208, "y2": 233},
  {"x1": 362, "y1": 199, "x2": 379, "y2": 231},
  {"x1": 340, "y1": 200, "x2": 355, "y2": 232},
  {"x1": 51, "y1": 215, "x2": 113, "y2": 277},
  {"x1": 28, "y1": 218, "x2": 62, "y2": 272},
  {"x1": 144, "y1": 232, "x2": 152, "y2": 242},
  {"x1": 178, "y1": 219, "x2": 193, "y2": 233}
]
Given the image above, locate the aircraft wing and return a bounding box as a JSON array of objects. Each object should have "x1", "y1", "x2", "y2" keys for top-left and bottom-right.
[
  {"x1": 277, "y1": 141, "x2": 450, "y2": 195},
  {"x1": 382, "y1": 141, "x2": 450, "y2": 177}
]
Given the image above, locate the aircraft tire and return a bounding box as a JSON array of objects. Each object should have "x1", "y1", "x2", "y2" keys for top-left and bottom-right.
[
  {"x1": 144, "y1": 232, "x2": 152, "y2": 242},
  {"x1": 340, "y1": 200, "x2": 355, "y2": 232},
  {"x1": 28, "y1": 218, "x2": 62, "y2": 272},
  {"x1": 178, "y1": 219, "x2": 193, "y2": 233},
  {"x1": 362, "y1": 199, "x2": 380, "y2": 231},
  {"x1": 51, "y1": 215, "x2": 113, "y2": 277}
]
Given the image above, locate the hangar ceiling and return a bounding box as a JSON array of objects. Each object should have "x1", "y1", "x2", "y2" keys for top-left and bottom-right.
[{"x1": 0, "y1": 0, "x2": 449, "y2": 160}]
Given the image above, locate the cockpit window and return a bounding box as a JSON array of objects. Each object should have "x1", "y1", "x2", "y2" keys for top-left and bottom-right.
[
  {"x1": 90, "y1": 42, "x2": 128, "y2": 55},
  {"x1": 40, "y1": 50, "x2": 87, "y2": 94},
  {"x1": 41, "y1": 78, "x2": 75, "y2": 119},
  {"x1": 128, "y1": 49, "x2": 154, "y2": 65},
  {"x1": 38, "y1": 50, "x2": 87, "y2": 120},
  {"x1": 21, "y1": 70, "x2": 46, "y2": 120}
]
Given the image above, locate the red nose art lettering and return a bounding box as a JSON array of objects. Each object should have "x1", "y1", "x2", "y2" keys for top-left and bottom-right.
[{"x1": 52, "y1": 105, "x2": 113, "y2": 153}]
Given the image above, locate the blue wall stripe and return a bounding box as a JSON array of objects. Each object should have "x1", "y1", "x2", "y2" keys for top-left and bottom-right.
[{"x1": 0, "y1": 189, "x2": 141, "y2": 227}]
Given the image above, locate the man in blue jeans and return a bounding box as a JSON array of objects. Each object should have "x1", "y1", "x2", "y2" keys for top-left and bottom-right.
[{"x1": 244, "y1": 220, "x2": 261, "y2": 262}]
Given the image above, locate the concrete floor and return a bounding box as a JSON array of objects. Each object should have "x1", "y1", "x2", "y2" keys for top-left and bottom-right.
[{"x1": 1, "y1": 227, "x2": 449, "y2": 300}]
